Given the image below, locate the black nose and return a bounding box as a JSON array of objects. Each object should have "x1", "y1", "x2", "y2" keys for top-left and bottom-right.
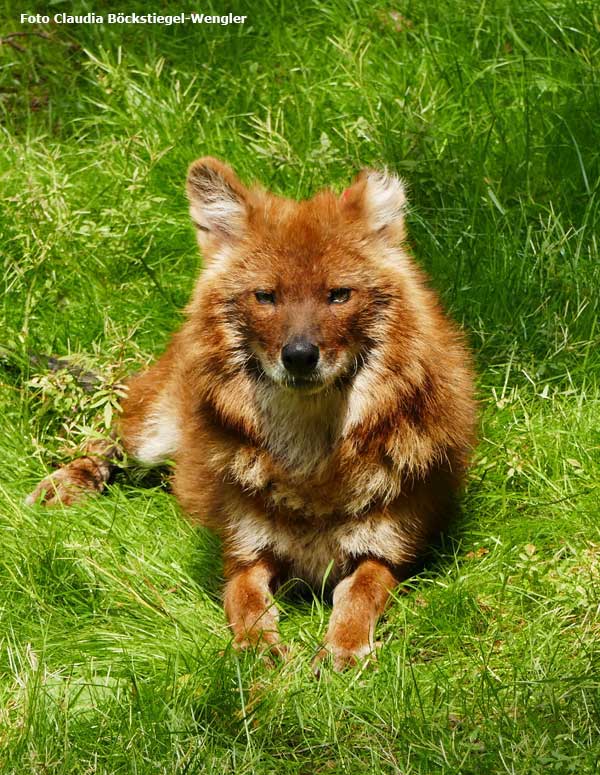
[{"x1": 281, "y1": 338, "x2": 320, "y2": 377}]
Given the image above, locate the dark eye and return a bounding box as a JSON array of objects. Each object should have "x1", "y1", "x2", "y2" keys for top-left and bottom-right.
[
  {"x1": 328, "y1": 288, "x2": 351, "y2": 304},
  {"x1": 255, "y1": 290, "x2": 276, "y2": 304}
]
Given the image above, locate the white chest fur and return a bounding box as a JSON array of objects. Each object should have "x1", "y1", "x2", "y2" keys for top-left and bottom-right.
[
  {"x1": 227, "y1": 510, "x2": 413, "y2": 585},
  {"x1": 255, "y1": 384, "x2": 345, "y2": 477}
]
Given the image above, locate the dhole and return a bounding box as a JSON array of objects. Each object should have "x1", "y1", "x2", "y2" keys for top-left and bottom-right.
[{"x1": 28, "y1": 158, "x2": 476, "y2": 670}]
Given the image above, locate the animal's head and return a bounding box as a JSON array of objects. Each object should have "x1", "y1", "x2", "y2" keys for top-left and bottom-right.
[{"x1": 186, "y1": 156, "x2": 414, "y2": 395}]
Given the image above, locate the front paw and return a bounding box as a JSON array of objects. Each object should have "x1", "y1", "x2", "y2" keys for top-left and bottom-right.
[
  {"x1": 25, "y1": 459, "x2": 106, "y2": 507},
  {"x1": 312, "y1": 639, "x2": 378, "y2": 674},
  {"x1": 232, "y1": 631, "x2": 289, "y2": 663}
]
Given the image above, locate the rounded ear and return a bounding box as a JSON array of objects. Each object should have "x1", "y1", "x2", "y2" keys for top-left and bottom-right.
[
  {"x1": 186, "y1": 157, "x2": 249, "y2": 251},
  {"x1": 341, "y1": 168, "x2": 407, "y2": 242}
]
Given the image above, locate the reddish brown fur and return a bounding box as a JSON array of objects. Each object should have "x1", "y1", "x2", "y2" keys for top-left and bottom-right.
[
  {"x1": 314, "y1": 559, "x2": 398, "y2": 671},
  {"x1": 28, "y1": 158, "x2": 477, "y2": 669}
]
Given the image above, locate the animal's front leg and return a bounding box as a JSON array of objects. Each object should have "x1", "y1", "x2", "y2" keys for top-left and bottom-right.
[
  {"x1": 314, "y1": 558, "x2": 398, "y2": 672},
  {"x1": 223, "y1": 557, "x2": 285, "y2": 658}
]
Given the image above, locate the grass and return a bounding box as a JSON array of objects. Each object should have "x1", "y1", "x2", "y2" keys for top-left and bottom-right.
[{"x1": 1, "y1": 0, "x2": 599, "y2": 772}]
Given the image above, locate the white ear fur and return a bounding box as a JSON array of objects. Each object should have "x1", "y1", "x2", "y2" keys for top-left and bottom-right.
[
  {"x1": 362, "y1": 170, "x2": 407, "y2": 233},
  {"x1": 186, "y1": 158, "x2": 247, "y2": 246}
]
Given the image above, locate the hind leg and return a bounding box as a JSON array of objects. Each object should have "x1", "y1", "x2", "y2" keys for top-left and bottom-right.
[
  {"x1": 26, "y1": 343, "x2": 181, "y2": 507},
  {"x1": 25, "y1": 437, "x2": 122, "y2": 507}
]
